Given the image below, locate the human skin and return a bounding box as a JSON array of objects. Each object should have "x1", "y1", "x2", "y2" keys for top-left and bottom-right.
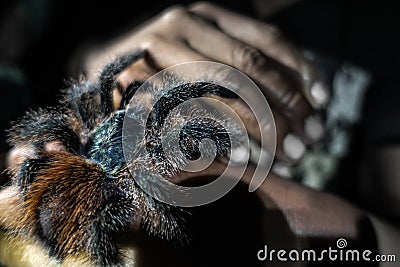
[
  {"x1": 82, "y1": 2, "x2": 328, "y2": 164},
  {"x1": 1, "y1": 2, "x2": 399, "y2": 266},
  {"x1": 80, "y1": 1, "x2": 399, "y2": 261}
]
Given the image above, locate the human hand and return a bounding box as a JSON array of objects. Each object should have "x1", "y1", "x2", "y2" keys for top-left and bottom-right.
[{"x1": 82, "y1": 2, "x2": 329, "y2": 164}]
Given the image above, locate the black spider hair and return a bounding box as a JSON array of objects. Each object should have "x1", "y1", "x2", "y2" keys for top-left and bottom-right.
[{"x1": 5, "y1": 50, "x2": 239, "y2": 266}]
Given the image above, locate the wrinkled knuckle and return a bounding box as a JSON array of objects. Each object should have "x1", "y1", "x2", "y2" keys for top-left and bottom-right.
[
  {"x1": 234, "y1": 44, "x2": 267, "y2": 76},
  {"x1": 160, "y1": 5, "x2": 188, "y2": 24},
  {"x1": 140, "y1": 34, "x2": 164, "y2": 50},
  {"x1": 189, "y1": 1, "x2": 215, "y2": 12},
  {"x1": 279, "y1": 90, "x2": 308, "y2": 119},
  {"x1": 279, "y1": 89, "x2": 298, "y2": 109}
]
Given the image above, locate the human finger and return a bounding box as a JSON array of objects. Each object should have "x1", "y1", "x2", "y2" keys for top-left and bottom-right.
[{"x1": 189, "y1": 2, "x2": 330, "y2": 108}]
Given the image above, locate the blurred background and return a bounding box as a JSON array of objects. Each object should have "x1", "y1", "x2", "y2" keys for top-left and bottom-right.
[{"x1": 0, "y1": 0, "x2": 399, "y2": 227}]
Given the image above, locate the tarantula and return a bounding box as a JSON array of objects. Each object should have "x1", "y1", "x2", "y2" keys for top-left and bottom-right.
[{"x1": 0, "y1": 51, "x2": 239, "y2": 266}]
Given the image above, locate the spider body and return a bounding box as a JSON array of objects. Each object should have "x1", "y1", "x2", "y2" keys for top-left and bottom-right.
[{"x1": 3, "y1": 51, "x2": 238, "y2": 266}]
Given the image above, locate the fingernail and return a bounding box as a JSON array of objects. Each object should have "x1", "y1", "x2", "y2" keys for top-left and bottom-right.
[
  {"x1": 283, "y1": 134, "x2": 306, "y2": 161},
  {"x1": 310, "y1": 80, "x2": 329, "y2": 107},
  {"x1": 229, "y1": 145, "x2": 249, "y2": 165},
  {"x1": 304, "y1": 115, "x2": 325, "y2": 142},
  {"x1": 272, "y1": 162, "x2": 292, "y2": 178}
]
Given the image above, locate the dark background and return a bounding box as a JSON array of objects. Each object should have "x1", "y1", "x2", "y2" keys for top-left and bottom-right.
[{"x1": 0, "y1": 0, "x2": 399, "y2": 222}]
